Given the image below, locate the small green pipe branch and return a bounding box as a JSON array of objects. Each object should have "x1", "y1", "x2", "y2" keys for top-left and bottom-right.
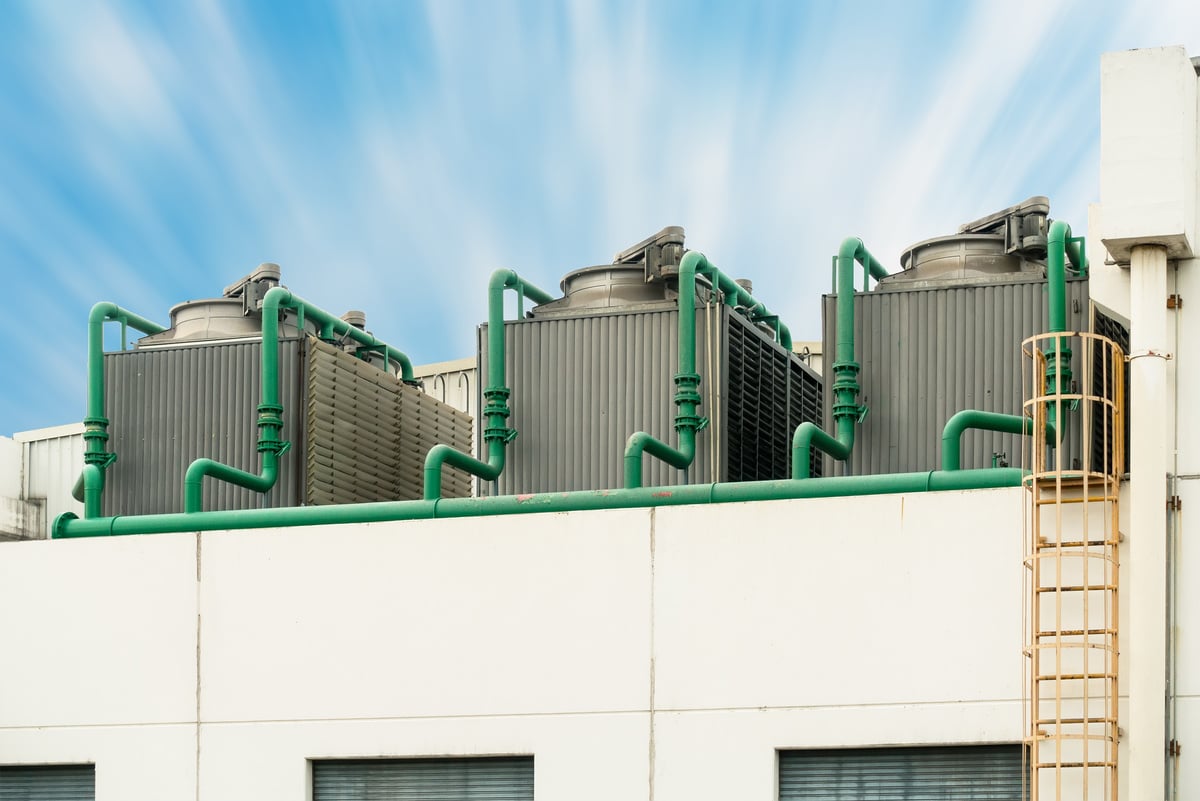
[
  {"x1": 423, "y1": 269, "x2": 553, "y2": 500},
  {"x1": 1044, "y1": 220, "x2": 1087, "y2": 441},
  {"x1": 623, "y1": 251, "x2": 793, "y2": 489},
  {"x1": 792, "y1": 237, "x2": 889, "y2": 479},
  {"x1": 72, "y1": 302, "x2": 167, "y2": 518},
  {"x1": 184, "y1": 286, "x2": 411, "y2": 513},
  {"x1": 55, "y1": 467, "x2": 1025, "y2": 538},
  {"x1": 941, "y1": 410, "x2": 1054, "y2": 471}
]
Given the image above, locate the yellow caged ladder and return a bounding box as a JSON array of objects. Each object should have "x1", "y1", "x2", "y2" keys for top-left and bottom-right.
[{"x1": 1023, "y1": 331, "x2": 1124, "y2": 801}]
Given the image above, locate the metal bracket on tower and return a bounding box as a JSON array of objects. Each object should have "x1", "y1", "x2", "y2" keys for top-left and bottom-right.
[{"x1": 614, "y1": 226, "x2": 687, "y2": 283}]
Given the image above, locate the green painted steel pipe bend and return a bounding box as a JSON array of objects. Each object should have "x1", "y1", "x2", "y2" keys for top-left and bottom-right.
[
  {"x1": 792, "y1": 237, "x2": 889, "y2": 479},
  {"x1": 183, "y1": 286, "x2": 408, "y2": 512},
  {"x1": 940, "y1": 410, "x2": 1055, "y2": 471},
  {"x1": 423, "y1": 269, "x2": 554, "y2": 500},
  {"x1": 54, "y1": 467, "x2": 1026, "y2": 538},
  {"x1": 73, "y1": 302, "x2": 167, "y2": 518},
  {"x1": 624, "y1": 250, "x2": 795, "y2": 488}
]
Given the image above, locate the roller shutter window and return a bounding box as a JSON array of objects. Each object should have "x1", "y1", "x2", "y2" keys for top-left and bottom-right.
[
  {"x1": 0, "y1": 765, "x2": 95, "y2": 801},
  {"x1": 779, "y1": 744, "x2": 1023, "y2": 800},
  {"x1": 313, "y1": 756, "x2": 533, "y2": 801}
]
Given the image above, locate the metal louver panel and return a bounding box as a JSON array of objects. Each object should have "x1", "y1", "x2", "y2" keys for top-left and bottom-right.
[
  {"x1": 0, "y1": 765, "x2": 95, "y2": 801},
  {"x1": 306, "y1": 339, "x2": 473, "y2": 502},
  {"x1": 312, "y1": 756, "x2": 533, "y2": 801},
  {"x1": 779, "y1": 745, "x2": 1022, "y2": 800},
  {"x1": 725, "y1": 314, "x2": 823, "y2": 480},
  {"x1": 1091, "y1": 308, "x2": 1130, "y2": 475},
  {"x1": 105, "y1": 340, "x2": 305, "y2": 515}
]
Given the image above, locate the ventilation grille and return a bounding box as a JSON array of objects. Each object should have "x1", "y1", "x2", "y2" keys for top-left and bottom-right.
[
  {"x1": 789, "y1": 355, "x2": 824, "y2": 479},
  {"x1": 726, "y1": 315, "x2": 823, "y2": 481},
  {"x1": 1092, "y1": 308, "x2": 1130, "y2": 475},
  {"x1": 306, "y1": 338, "x2": 473, "y2": 503}
]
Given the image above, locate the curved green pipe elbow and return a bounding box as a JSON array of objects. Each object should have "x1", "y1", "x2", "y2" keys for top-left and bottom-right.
[
  {"x1": 424, "y1": 441, "x2": 504, "y2": 501},
  {"x1": 424, "y1": 269, "x2": 554, "y2": 499},
  {"x1": 791, "y1": 421, "x2": 852, "y2": 480},
  {"x1": 1044, "y1": 220, "x2": 1085, "y2": 438},
  {"x1": 792, "y1": 237, "x2": 889, "y2": 479},
  {"x1": 262, "y1": 287, "x2": 416, "y2": 382},
  {"x1": 78, "y1": 302, "x2": 167, "y2": 517},
  {"x1": 79, "y1": 464, "x2": 105, "y2": 519},
  {"x1": 184, "y1": 454, "x2": 280, "y2": 514},
  {"x1": 187, "y1": 283, "x2": 419, "y2": 511},
  {"x1": 940, "y1": 410, "x2": 1055, "y2": 471},
  {"x1": 625, "y1": 250, "x2": 797, "y2": 487},
  {"x1": 623, "y1": 430, "x2": 696, "y2": 489}
]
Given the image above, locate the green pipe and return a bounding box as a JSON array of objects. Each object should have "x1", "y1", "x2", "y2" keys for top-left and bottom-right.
[
  {"x1": 1045, "y1": 221, "x2": 1087, "y2": 439},
  {"x1": 54, "y1": 467, "x2": 1025, "y2": 538},
  {"x1": 792, "y1": 237, "x2": 889, "y2": 479},
  {"x1": 624, "y1": 250, "x2": 794, "y2": 488},
  {"x1": 423, "y1": 269, "x2": 553, "y2": 500},
  {"x1": 941, "y1": 410, "x2": 1055, "y2": 471},
  {"x1": 74, "y1": 302, "x2": 167, "y2": 517},
  {"x1": 183, "y1": 286, "x2": 405, "y2": 512},
  {"x1": 620, "y1": 252, "x2": 711, "y2": 489}
]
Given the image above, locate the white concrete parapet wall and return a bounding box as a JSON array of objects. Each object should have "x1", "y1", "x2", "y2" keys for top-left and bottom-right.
[{"x1": 0, "y1": 489, "x2": 1029, "y2": 801}]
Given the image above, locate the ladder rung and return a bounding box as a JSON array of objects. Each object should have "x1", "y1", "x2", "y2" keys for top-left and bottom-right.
[
  {"x1": 1036, "y1": 584, "x2": 1117, "y2": 592},
  {"x1": 1035, "y1": 628, "x2": 1117, "y2": 637},
  {"x1": 1034, "y1": 761, "x2": 1117, "y2": 769},
  {"x1": 1035, "y1": 673, "x2": 1116, "y2": 681},
  {"x1": 1039, "y1": 539, "x2": 1118, "y2": 548},
  {"x1": 1034, "y1": 495, "x2": 1118, "y2": 505},
  {"x1": 1035, "y1": 718, "x2": 1117, "y2": 726}
]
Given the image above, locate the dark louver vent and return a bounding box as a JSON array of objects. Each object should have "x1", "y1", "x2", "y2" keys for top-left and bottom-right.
[
  {"x1": 726, "y1": 315, "x2": 822, "y2": 481},
  {"x1": 1092, "y1": 309, "x2": 1130, "y2": 475}
]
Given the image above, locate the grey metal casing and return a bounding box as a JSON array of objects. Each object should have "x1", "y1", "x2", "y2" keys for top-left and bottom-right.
[
  {"x1": 105, "y1": 339, "x2": 307, "y2": 515},
  {"x1": 821, "y1": 276, "x2": 1091, "y2": 475},
  {"x1": 478, "y1": 302, "x2": 823, "y2": 495}
]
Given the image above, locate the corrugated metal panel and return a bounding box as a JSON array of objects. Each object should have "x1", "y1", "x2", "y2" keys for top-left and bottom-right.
[
  {"x1": 105, "y1": 340, "x2": 305, "y2": 515},
  {"x1": 480, "y1": 306, "x2": 720, "y2": 494},
  {"x1": 414, "y1": 361, "x2": 478, "y2": 459},
  {"x1": 779, "y1": 744, "x2": 1022, "y2": 799},
  {"x1": 478, "y1": 304, "x2": 822, "y2": 494},
  {"x1": 0, "y1": 764, "x2": 95, "y2": 800},
  {"x1": 822, "y1": 276, "x2": 1090, "y2": 475},
  {"x1": 305, "y1": 339, "x2": 472, "y2": 503},
  {"x1": 312, "y1": 757, "x2": 533, "y2": 801},
  {"x1": 14, "y1": 426, "x2": 84, "y2": 539}
]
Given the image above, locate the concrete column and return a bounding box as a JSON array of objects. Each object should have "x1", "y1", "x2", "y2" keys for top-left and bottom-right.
[{"x1": 1127, "y1": 243, "x2": 1169, "y2": 800}]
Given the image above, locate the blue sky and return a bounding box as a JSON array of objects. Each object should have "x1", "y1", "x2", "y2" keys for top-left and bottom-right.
[{"x1": 2, "y1": 0, "x2": 1198, "y2": 434}]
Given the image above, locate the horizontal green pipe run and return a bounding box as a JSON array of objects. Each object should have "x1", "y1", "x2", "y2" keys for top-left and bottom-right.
[
  {"x1": 941, "y1": 410, "x2": 1054, "y2": 471},
  {"x1": 53, "y1": 468, "x2": 1024, "y2": 538}
]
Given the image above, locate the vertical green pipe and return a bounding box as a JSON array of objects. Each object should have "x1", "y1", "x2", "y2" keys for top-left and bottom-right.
[
  {"x1": 184, "y1": 287, "x2": 412, "y2": 512},
  {"x1": 792, "y1": 238, "x2": 888, "y2": 479},
  {"x1": 423, "y1": 269, "x2": 554, "y2": 500},
  {"x1": 75, "y1": 303, "x2": 167, "y2": 518},
  {"x1": 1045, "y1": 221, "x2": 1087, "y2": 440}
]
